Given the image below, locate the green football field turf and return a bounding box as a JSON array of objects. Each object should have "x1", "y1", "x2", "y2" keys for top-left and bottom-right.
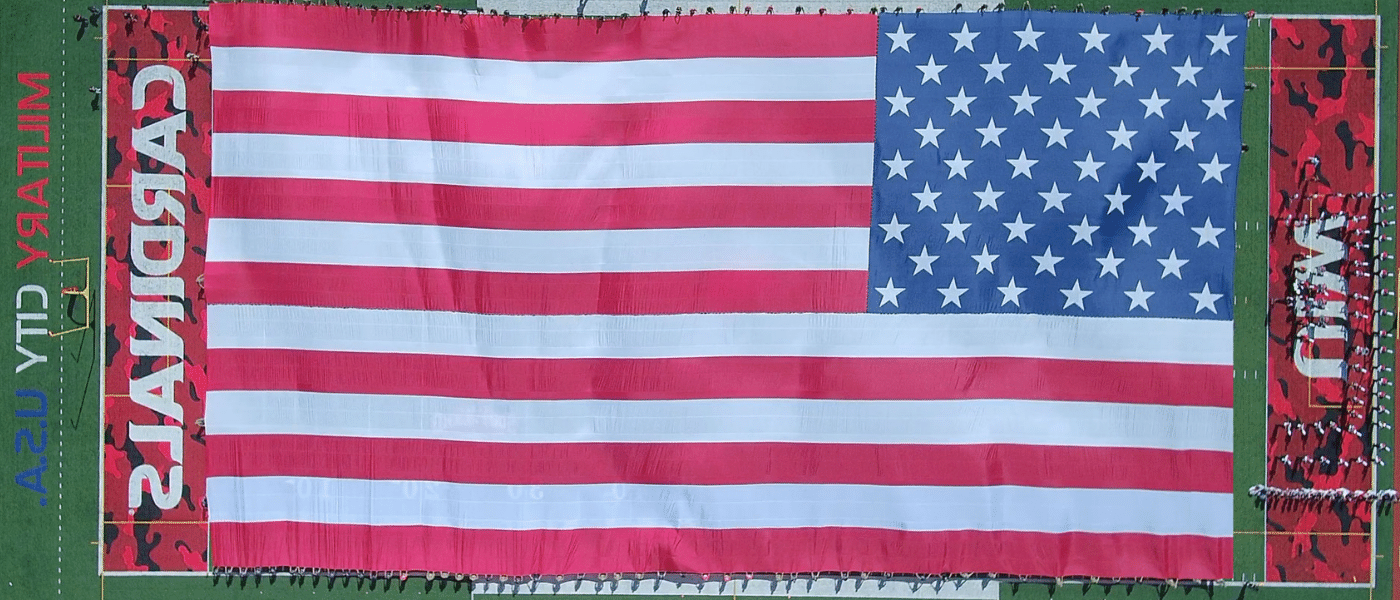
[{"x1": 0, "y1": 0, "x2": 1395, "y2": 598}]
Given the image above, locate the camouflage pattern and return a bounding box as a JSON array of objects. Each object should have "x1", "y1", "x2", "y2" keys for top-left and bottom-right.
[
  {"x1": 103, "y1": 7, "x2": 211, "y2": 573},
  {"x1": 1265, "y1": 17, "x2": 1378, "y2": 584}
]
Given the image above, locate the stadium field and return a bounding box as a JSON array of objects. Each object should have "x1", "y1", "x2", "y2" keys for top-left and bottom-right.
[{"x1": 1, "y1": 0, "x2": 1396, "y2": 598}]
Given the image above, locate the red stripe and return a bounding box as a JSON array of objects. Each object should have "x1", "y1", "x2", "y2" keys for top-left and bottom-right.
[
  {"x1": 205, "y1": 263, "x2": 866, "y2": 314},
  {"x1": 208, "y1": 435, "x2": 1232, "y2": 493},
  {"x1": 208, "y1": 350, "x2": 1234, "y2": 407},
  {"x1": 210, "y1": 5, "x2": 878, "y2": 60},
  {"x1": 211, "y1": 177, "x2": 872, "y2": 229},
  {"x1": 215, "y1": 92, "x2": 875, "y2": 145},
  {"x1": 210, "y1": 522, "x2": 1231, "y2": 579}
]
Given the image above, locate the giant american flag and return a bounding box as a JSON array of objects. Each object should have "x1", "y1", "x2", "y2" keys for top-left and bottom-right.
[{"x1": 205, "y1": 3, "x2": 1242, "y2": 580}]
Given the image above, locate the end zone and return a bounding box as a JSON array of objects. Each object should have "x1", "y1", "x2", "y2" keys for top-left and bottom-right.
[{"x1": 100, "y1": 5, "x2": 211, "y2": 574}]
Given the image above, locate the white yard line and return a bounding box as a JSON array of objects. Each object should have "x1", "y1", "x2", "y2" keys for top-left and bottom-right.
[
  {"x1": 1259, "y1": 15, "x2": 1272, "y2": 583},
  {"x1": 58, "y1": 0, "x2": 67, "y2": 595},
  {"x1": 1368, "y1": 14, "x2": 1385, "y2": 590},
  {"x1": 97, "y1": 3, "x2": 109, "y2": 580}
]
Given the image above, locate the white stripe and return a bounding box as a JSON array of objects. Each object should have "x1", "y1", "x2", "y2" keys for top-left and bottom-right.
[
  {"x1": 207, "y1": 219, "x2": 869, "y2": 273},
  {"x1": 211, "y1": 47, "x2": 876, "y2": 103},
  {"x1": 471, "y1": 576, "x2": 1000, "y2": 599},
  {"x1": 207, "y1": 476, "x2": 1233, "y2": 537},
  {"x1": 207, "y1": 391, "x2": 1233, "y2": 451},
  {"x1": 207, "y1": 304, "x2": 1234, "y2": 365},
  {"x1": 212, "y1": 134, "x2": 873, "y2": 188}
]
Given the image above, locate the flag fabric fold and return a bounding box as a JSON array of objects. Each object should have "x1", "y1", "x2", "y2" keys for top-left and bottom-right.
[{"x1": 207, "y1": 4, "x2": 1242, "y2": 579}]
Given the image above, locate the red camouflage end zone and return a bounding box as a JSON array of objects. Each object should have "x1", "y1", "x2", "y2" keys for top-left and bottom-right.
[
  {"x1": 1265, "y1": 16, "x2": 1381, "y2": 584},
  {"x1": 101, "y1": 5, "x2": 211, "y2": 573}
]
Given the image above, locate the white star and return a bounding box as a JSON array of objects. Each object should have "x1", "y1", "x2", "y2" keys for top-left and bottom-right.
[
  {"x1": 1074, "y1": 151, "x2": 1105, "y2": 181},
  {"x1": 885, "y1": 87, "x2": 914, "y2": 116},
  {"x1": 1136, "y1": 152, "x2": 1165, "y2": 182},
  {"x1": 1204, "y1": 90, "x2": 1234, "y2": 120},
  {"x1": 1041, "y1": 118, "x2": 1072, "y2": 148},
  {"x1": 998, "y1": 277, "x2": 1028, "y2": 306},
  {"x1": 1061, "y1": 280, "x2": 1093, "y2": 310},
  {"x1": 980, "y1": 53, "x2": 1010, "y2": 83},
  {"x1": 1128, "y1": 216, "x2": 1157, "y2": 246},
  {"x1": 974, "y1": 181, "x2": 1005, "y2": 211},
  {"x1": 971, "y1": 244, "x2": 1000, "y2": 274},
  {"x1": 1104, "y1": 184, "x2": 1130, "y2": 214},
  {"x1": 942, "y1": 213, "x2": 971, "y2": 243},
  {"x1": 1076, "y1": 88, "x2": 1106, "y2": 117},
  {"x1": 1003, "y1": 212, "x2": 1034, "y2": 242},
  {"x1": 1200, "y1": 153, "x2": 1232, "y2": 183},
  {"x1": 1110, "y1": 56, "x2": 1139, "y2": 86},
  {"x1": 909, "y1": 246, "x2": 939, "y2": 275},
  {"x1": 1157, "y1": 249, "x2": 1188, "y2": 279},
  {"x1": 875, "y1": 277, "x2": 905, "y2": 307},
  {"x1": 1190, "y1": 281, "x2": 1224, "y2": 313},
  {"x1": 883, "y1": 150, "x2": 913, "y2": 180},
  {"x1": 1010, "y1": 86, "x2": 1041, "y2": 115},
  {"x1": 1080, "y1": 23, "x2": 1109, "y2": 53},
  {"x1": 945, "y1": 150, "x2": 973, "y2": 180},
  {"x1": 1032, "y1": 246, "x2": 1064, "y2": 276},
  {"x1": 1140, "y1": 89, "x2": 1170, "y2": 118},
  {"x1": 1206, "y1": 24, "x2": 1237, "y2": 55},
  {"x1": 1171, "y1": 121, "x2": 1199, "y2": 151},
  {"x1": 913, "y1": 182, "x2": 941, "y2": 212},
  {"x1": 1143, "y1": 24, "x2": 1173, "y2": 55},
  {"x1": 885, "y1": 23, "x2": 915, "y2": 53},
  {"x1": 1068, "y1": 215, "x2": 1099, "y2": 246},
  {"x1": 1161, "y1": 185, "x2": 1193, "y2": 215},
  {"x1": 947, "y1": 86, "x2": 977, "y2": 116},
  {"x1": 1193, "y1": 217, "x2": 1226, "y2": 247},
  {"x1": 1106, "y1": 120, "x2": 1137, "y2": 150},
  {"x1": 1124, "y1": 281, "x2": 1155, "y2": 311},
  {"x1": 976, "y1": 117, "x2": 1007, "y2": 147},
  {"x1": 1173, "y1": 56, "x2": 1203, "y2": 86},
  {"x1": 917, "y1": 55, "x2": 948, "y2": 84},
  {"x1": 879, "y1": 213, "x2": 911, "y2": 243},
  {"x1": 1007, "y1": 150, "x2": 1038, "y2": 179},
  {"x1": 1039, "y1": 182, "x2": 1070, "y2": 212},
  {"x1": 950, "y1": 22, "x2": 980, "y2": 53},
  {"x1": 1045, "y1": 54, "x2": 1076, "y2": 84},
  {"x1": 1096, "y1": 247, "x2": 1125, "y2": 277},
  {"x1": 938, "y1": 277, "x2": 969, "y2": 308},
  {"x1": 915, "y1": 119, "x2": 944, "y2": 148},
  {"x1": 1013, "y1": 20, "x2": 1043, "y2": 50}
]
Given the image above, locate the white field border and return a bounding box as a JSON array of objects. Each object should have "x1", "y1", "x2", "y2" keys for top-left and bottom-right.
[
  {"x1": 97, "y1": 4, "x2": 211, "y2": 578},
  {"x1": 1252, "y1": 12, "x2": 1384, "y2": 589},
  {"x1": 91, "y1": 6, "x2": 1390, "y2": 592}
]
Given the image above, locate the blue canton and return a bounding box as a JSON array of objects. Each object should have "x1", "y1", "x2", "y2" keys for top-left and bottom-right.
[{"x1": 868, "y1": 12, "x2": 1246, "y2": 319}]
